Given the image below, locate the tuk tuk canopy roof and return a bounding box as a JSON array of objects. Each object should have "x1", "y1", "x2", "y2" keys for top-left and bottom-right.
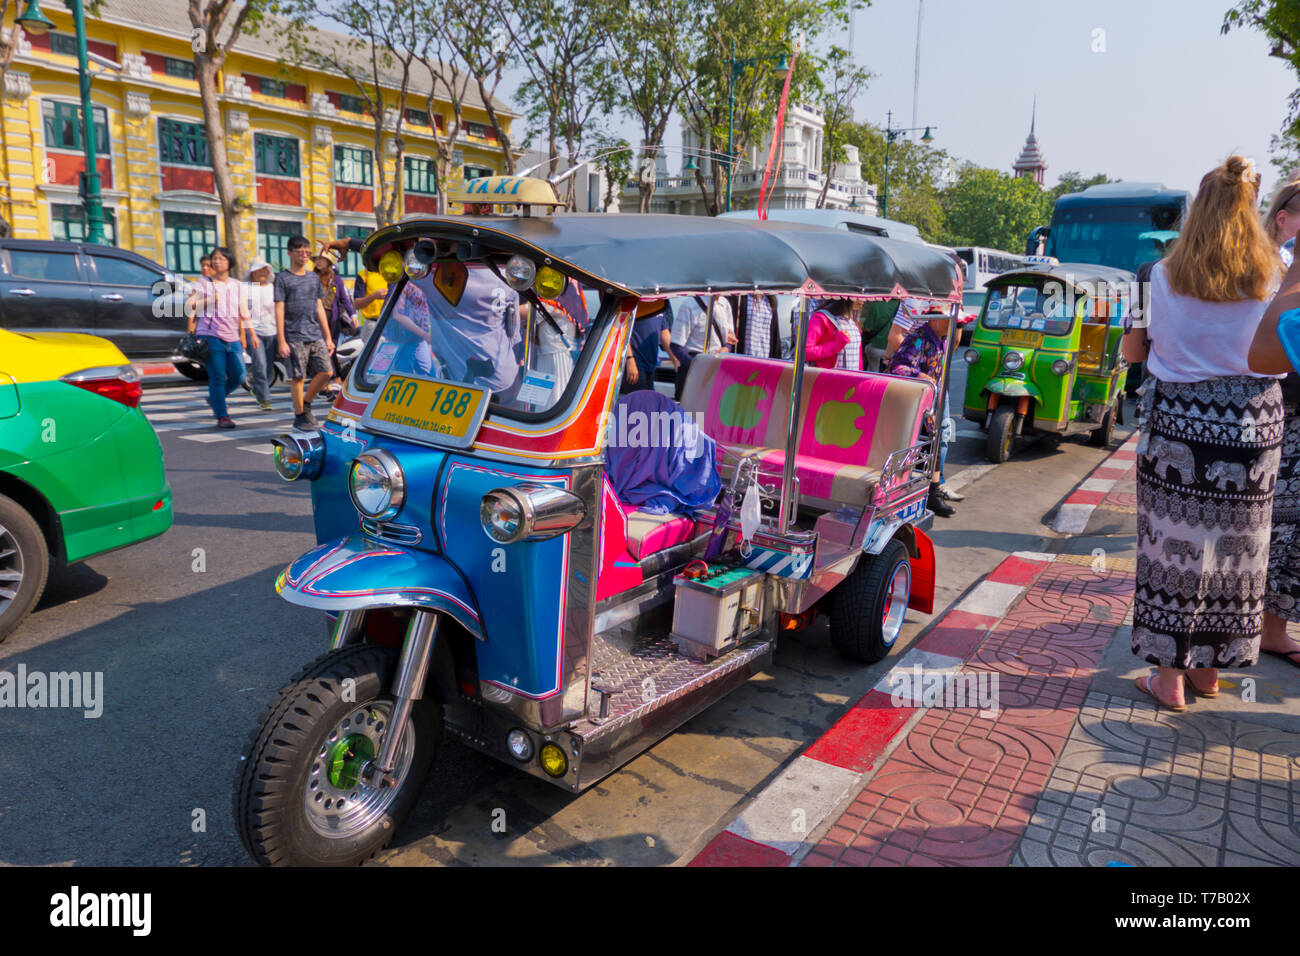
[
  {"x1": 988, "y1": 262, "x2": 1136, "y2": 293},
  {"x1": 362, "y1": 213, "x2": 962, "y2": 302}
]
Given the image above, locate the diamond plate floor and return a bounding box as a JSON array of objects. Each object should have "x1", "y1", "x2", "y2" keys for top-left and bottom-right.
[{"x1": 1011, "y1": 691, "x2": 1300, "y2": 867}]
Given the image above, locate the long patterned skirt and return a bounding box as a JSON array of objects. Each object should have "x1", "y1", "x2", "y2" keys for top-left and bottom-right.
[
  {"x1": 1265, "y1": 400, "x2": 1300, "y2": 622},
  {"x1": 1133, "y1": 375, "x2": 1285, "y2": 669}
]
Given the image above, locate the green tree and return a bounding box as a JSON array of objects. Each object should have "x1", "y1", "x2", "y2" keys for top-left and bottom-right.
[
  {"x1": 815, "y1": 46, "x2": 871, "y2": 208},
  {"x1": 1223, "y1": 1, "x2": 1300, "y2": 169},
  {"x1": 1047, "y1": 170, "x2": 1113, "y2": 202},
  {"x1": 938, "y1": 164, "x2": 1054, "y2": 251},
  {"x1": 669, "y1": 0, "x2": 848, "y2": 216}
]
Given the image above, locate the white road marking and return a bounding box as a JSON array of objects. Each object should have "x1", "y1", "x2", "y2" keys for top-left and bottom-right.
[
  {"x1": 178, "y1": 426, "x2": 285, "y2": 444},
  {"x1": 953, "y1": 579, "x2": 1025, "y2": 618}
]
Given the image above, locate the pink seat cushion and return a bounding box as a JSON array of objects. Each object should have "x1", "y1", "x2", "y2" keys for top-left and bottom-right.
[{"x1": 624, "y1": 510, "x2": 699, "y2": 560}]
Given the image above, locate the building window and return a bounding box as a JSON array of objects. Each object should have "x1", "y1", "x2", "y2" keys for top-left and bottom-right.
[
  {"x1": 42, "y1": 100, "x2": 109, "y2": 154},
  {"x1": 163, "y1": 57, "x2": 195, "y2": 79},
  {"x1": 407, "y1": 108, "x2": 429, "y2": 128},
  {"x1": 466, "y1": 121, "x2": 486, "y2": 139},
  {"x1": 257, "y1": 219, "x2": 302, "y2": 273},
  {"x1": 463, "y1": 165, "x2": 493, "y2": 181},
  {"x1": 257, "y1": 76, "x2": 286, "y2": 98},
  {"x1": 50, "y1": 33, "x2": 78, "y2": 57},
  {"x1": 51, "y1": 203, "x2": 117, "y2": 243},
  {"x1": 158, "y1": 118, "x2": 210, "y2": 167},
  {"x1": 163, "y1": 211, "x2": 217, "y2": 275},
  {"x1": 336, "y1": 224, "x2": 369, "y2": 278},
  {"x1": 254, "y1": 133, "x2": 300, "y2": 177},
  {"x1": 403, "y1": 156, "x2": 437, "y2": 195},
  {"x1": 338, "y1": 93, "x2": 367, "y2": 115},
  {"x1": 333, "y1": 146, "x2": 373, "y2": 187}
]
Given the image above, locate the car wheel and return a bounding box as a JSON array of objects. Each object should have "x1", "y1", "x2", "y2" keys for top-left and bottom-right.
[
  {"x1": 1089, "y1": 396, "x2": 1119, "y2": 447},
  {"x1": 233, "y1": 644, "x2": 441, "y2": 866},
  {"x1": 827, "y1": 540, "x2": 911, "y2": 663},
  {"x1": 0, "y1": 494, "x2": 50, "y2": 643}
]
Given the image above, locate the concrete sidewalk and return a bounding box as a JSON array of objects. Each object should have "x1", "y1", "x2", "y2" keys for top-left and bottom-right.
[{"x1": 689, "y1": 433, "x2": 1300, "y2": 867}]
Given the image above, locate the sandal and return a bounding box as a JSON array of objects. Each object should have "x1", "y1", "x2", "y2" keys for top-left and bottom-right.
[
  {"x1": 1261, "y1": 647, "x2": 1300, "y2": 669},
  {"x1": 1183, "y1": 673, "x2": 1220, "y2": 699},
  {"x1": 1134, "y1": 674, "x2": 1187, "y2": 712}
]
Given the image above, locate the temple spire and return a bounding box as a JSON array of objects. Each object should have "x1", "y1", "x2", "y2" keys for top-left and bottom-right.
[{"x1": 1013, "y1": 100, "x2": 1046, "y2": 185}]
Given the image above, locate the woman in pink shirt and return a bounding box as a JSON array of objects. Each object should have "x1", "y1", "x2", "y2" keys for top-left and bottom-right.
[
  {"x1": 186, "y1": 246, "x2": 250, "y2": 428},
  {"x1": 805, "y1": 299, "x2": 855, "y2": 368}
]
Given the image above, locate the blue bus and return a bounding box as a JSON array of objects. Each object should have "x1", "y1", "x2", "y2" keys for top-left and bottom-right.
[{"x1": 1026, "y1": 182, "x2": 1189, "y2": 272}]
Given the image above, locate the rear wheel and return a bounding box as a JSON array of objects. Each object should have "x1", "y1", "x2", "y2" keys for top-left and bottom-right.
[
  {"x1": 0, "y1": 495, "x2": 49, "y2": 643},
  {"x1": 828, "y1": 540, "x2": 911, "y2": 663},
  {"x1": 987, "y1": 404, "x2": 1016, "y2": 463},
  {"x1": 173, "y1": 361, "x2": 208, "y2": 382},
  {"x1": 1089, "y1": 396, "x2": 1119, "y2": 447},
  {"x1": 234, "y1": 644, "x2": 441, "y2": 866}
]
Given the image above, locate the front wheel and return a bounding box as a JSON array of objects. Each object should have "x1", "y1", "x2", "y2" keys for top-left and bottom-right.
[
  {"x1": 828, "y1": 540, "x2": 911, "y2": 663},
  {"x1": 987, "y1": 404, "x2": 1016, "y2": 463},
  {"x1": 234, "y1": 644, "x2": 441, "y2": 866}
]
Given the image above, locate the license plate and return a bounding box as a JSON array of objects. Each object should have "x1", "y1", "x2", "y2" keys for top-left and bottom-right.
[
  {"x1": 1001, "y1": 329, "x2": 1043, "y2": 348},
  {"x1": 366, "y1": 374, "x2": 488, "y2": 447}
]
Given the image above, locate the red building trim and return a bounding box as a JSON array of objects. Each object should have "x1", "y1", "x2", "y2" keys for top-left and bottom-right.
[
  {"x1": 162, "y1": 166, "x2": 215, "y2": 193},
  {"x1": 44, "y1": 152, "x2": 112, "y2": 189},
  {"x1": 256, "y1": 176, "x2": 302, "y2": 206},
  {"x1": 335, "y1": 185, "x2": 374, "y2": 213},
  {"x1": 404, "y1": 194, "x2": 438, "y2": 215}
]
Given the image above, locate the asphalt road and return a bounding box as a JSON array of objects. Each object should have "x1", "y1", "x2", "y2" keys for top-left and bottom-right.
[{"x1": 0, "y1": 374, "x2": 1134, "y2": 866}]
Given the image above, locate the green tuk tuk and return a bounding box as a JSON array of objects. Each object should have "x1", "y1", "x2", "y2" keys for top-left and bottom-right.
[{"x1": 960, "y1": 261, "x2": 1135, "y2": 463}]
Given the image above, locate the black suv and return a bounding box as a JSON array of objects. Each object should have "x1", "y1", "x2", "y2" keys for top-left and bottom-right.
[{"x1": 0, "y1": 239, "x2": 190, "y2": 363}]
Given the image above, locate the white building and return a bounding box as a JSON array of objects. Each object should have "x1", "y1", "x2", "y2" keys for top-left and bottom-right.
[{"x1": 622, "y1": 104, "x2": 877, "y2": 216}]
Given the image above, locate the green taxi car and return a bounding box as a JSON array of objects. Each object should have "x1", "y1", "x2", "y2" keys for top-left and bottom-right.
[{"x1": 0, "y1": 327, "x2": 172, "y2": 640}]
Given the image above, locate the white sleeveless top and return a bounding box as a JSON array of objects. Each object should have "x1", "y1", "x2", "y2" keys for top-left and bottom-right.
[{"x1": 1145, "y1": 262, "x2": 1277, "y2": 383}]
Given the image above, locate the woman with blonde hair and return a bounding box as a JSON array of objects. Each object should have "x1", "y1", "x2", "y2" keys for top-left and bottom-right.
[{"x1": 1122, "y1": 155, "x2": 1284, "y2": 711}]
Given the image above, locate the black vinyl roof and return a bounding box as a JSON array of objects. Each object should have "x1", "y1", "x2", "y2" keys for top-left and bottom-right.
[
  {"x1": 362, "y1": 213, "x2": 961, "y2": 301},
  {"x1": 990, "y1": 262, "x2": 1136, "y2": 291}
]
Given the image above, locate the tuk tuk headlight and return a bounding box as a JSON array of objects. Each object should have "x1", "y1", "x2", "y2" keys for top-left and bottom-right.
[
  {"x1": 1002, "y1": 351, "x2": 1025, "y2": 372},
  {"x1": 534, "y1": 265, "x2": 566, "y2": 299},
  {"x1": 963, "y1": 349, "x2": 979, "y2": 365},
  {"x1": 271, "y1": 433, "x2": 324, "y2": 482},
  {"x1": 503, "y1": 254, "x2": 536, "y2": 291},
  {"x1": 1052, "y1": 359, "x2": 1071, "y2": 376},
  {"x1": 480, "y1": 484, "x2": 587, "y2": 544},
  {"x1": 349, "y1": 449, "x2": 406, "y2": 520}
]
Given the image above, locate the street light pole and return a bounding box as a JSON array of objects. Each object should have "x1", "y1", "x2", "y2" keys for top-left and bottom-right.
[
  {"x1": 16, "y1": 0, "x2": 106, "y2": 243},
  {"x1": 724, "y1": 44, "x2": 789, "y2": 213},
  {"x1": 879, "y1": 110, "x2": 934, "y2": 220}
]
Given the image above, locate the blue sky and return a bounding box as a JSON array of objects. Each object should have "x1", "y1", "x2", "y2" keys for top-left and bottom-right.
[{"x1": 503, "y1": 0, "x2": 1296, "y2": 197}]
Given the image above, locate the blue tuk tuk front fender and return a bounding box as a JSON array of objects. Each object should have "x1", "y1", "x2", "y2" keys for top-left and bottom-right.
[
  {"x1": 984, "y1": 377, "x2": 1042, "y2": 402},
  {"x1": 276, "y1": 533, "x2": 485, "y2": 640}
]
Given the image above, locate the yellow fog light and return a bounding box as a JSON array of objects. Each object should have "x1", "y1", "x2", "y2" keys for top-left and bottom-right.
[
  {"x1": 539, "y1": 742, "x2": 568, "y2": 777},
  {"x1": 534, "y1": 265, "x2": 566, "y2": 299}
]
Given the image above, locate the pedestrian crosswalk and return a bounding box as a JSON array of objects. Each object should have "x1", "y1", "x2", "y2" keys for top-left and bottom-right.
[{"x1": 139, "y1": 386, "x2": 312, "y2": 455}]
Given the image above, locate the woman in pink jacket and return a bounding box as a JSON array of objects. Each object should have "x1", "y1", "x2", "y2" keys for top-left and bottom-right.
[{"x1": 804, "y1": 299, "x2": 858, "y2": 368}]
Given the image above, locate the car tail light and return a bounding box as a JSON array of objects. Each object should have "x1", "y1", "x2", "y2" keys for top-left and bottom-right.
[{"x1": 61, "y1": 365, "x2": 143, "y2": 408}]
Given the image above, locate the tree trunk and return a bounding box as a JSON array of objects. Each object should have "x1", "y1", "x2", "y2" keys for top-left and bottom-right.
[
  {"x1": 477, "y1": 80, "x2": 515, "y2": 174},
  {"x1": 195, "y1": 56, "x2": 246, "y2": 274},
  {"x1": 816, "y1": 162, "x2": 834, "y2": 209}
]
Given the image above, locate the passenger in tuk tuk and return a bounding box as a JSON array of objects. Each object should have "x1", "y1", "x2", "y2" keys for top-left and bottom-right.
[
  {"x1": 730, "y1": 293, "x2": 783, "y2": 359},
  {"x1": 670, "y1": 294, "x2": 736, "y2": 400},
  {"x1": 806, "y1": 299, "x2": 862, "y2": 369},
  {"x1": 622, "y1": 299, "x2": 675, "y2": 393}
]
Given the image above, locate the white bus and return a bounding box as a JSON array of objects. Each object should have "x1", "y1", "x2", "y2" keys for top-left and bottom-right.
[{"x1": 951, "y1": 246, "x2": 1025, "y2": 318}]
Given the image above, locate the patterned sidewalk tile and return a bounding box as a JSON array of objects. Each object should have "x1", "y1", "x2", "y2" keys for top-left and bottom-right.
[{"x1": 1009, "y1": 692, "x2": 1300, "y2": 867}]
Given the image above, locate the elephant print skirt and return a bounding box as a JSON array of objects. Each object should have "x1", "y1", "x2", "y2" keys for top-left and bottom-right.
[
  {"x1": 1134, "y1": 375, "x2": 1284, "y2": 669},
  {"x1": 1265, "y1": 400, "x2": 1300, "y2": 622}
]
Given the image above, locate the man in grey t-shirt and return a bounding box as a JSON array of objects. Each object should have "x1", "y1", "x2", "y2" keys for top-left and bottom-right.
[{"x1": 275, "y1": 235, "x2": 332, "y2": 430}]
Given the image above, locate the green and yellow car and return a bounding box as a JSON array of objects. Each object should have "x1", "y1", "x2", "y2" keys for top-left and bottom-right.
[{"x1": 0, "y1": 328, "x2": 172, "y2": 640}]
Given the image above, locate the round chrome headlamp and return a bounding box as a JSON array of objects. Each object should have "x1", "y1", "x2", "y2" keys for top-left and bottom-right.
[
  {"x1": 1002, "y1": 351, "x2": 1025, "y2": 372},
  {"x1": 480, "y1": 483, "x2": 587, "y2": 544},
  {"x1": 271, "y1": 432, "x2": 324, "y2": 482},
  {"x1": 506, "y1": 729, "x2": 534, "y2": 762},
  {"x1": 348, "y1": 449, "x2": 406, "y2": 520},
  {"x1": 963, "y1": 348, "x2": 980, "y2": 365},
  {"x1": 1051, "y1": 359, "x2": 1071, "y2": 376},
  {"x1": 403, "y1": 247, "x2": 430, "y2": 280}
]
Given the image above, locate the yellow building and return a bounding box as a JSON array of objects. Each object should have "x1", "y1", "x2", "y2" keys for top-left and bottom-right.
[{"x1": 0, "y1": 0, "x2": 517, "y2": 275}]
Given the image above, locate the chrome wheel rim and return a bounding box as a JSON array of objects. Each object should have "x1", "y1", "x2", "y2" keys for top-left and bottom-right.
[
  {"x1": 880, "y1": 562, "x2": 911, "y2": 647},
  {"x1": 303, "y1": 701, "x2": 416, "y2": 839},
  {"x1": 0, "y1": 522, "x2": 23, "y2": 619}
]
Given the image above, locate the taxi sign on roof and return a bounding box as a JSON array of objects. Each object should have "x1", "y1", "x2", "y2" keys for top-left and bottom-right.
[{"x1": 444, "y1": 175, "x2": 565, "y2": 208}]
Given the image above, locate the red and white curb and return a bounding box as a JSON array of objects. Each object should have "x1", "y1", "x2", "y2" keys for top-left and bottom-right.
[
  {"x1": 686, "y1": 550, "x2": 1057, "y2": 867},
  {"x1": 1050, "y1": 432, "x2": 1139, "y2": 534}
]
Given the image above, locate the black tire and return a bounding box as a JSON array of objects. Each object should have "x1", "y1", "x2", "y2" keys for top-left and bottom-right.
[
  {"x1": 827, "y1": 540, "x2": 911, "y2": 663},
  {"x1": 1089, "y1": 397, "x2": 1119, "y2": 447},
  {"x1": 987, "y1": 404, "x2": 1016, "y2": 463},
  {"x1": 173, "y1": 361, "x2": 208, "y2": 382},
  {"x1": 0, "y1": 494, "x2": 49, "y2": 643},
  {"x1": 234, "y1": 643, "x2": 441, "y2": 866}
]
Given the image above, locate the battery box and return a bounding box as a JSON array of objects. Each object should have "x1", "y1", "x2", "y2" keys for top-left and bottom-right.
[{"x1": 670, "y1": 565, "x2": 765, "y2": 659}]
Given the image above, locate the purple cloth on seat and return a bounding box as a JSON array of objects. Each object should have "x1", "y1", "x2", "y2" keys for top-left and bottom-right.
[{"x1": 605, "y1": 390, "x2": 722, "y2": 515}]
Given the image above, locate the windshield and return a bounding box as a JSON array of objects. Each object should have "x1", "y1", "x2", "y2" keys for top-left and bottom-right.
[
  {"x1": 982, "y1": 283, "x2": 1073, "y2": 337},
  {"x1": 1046, "y1": 202, "x2": 1182, "y2": 272},
  {"x1": 357, "y1": 262, "x2": 605, "y2": 417}
]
